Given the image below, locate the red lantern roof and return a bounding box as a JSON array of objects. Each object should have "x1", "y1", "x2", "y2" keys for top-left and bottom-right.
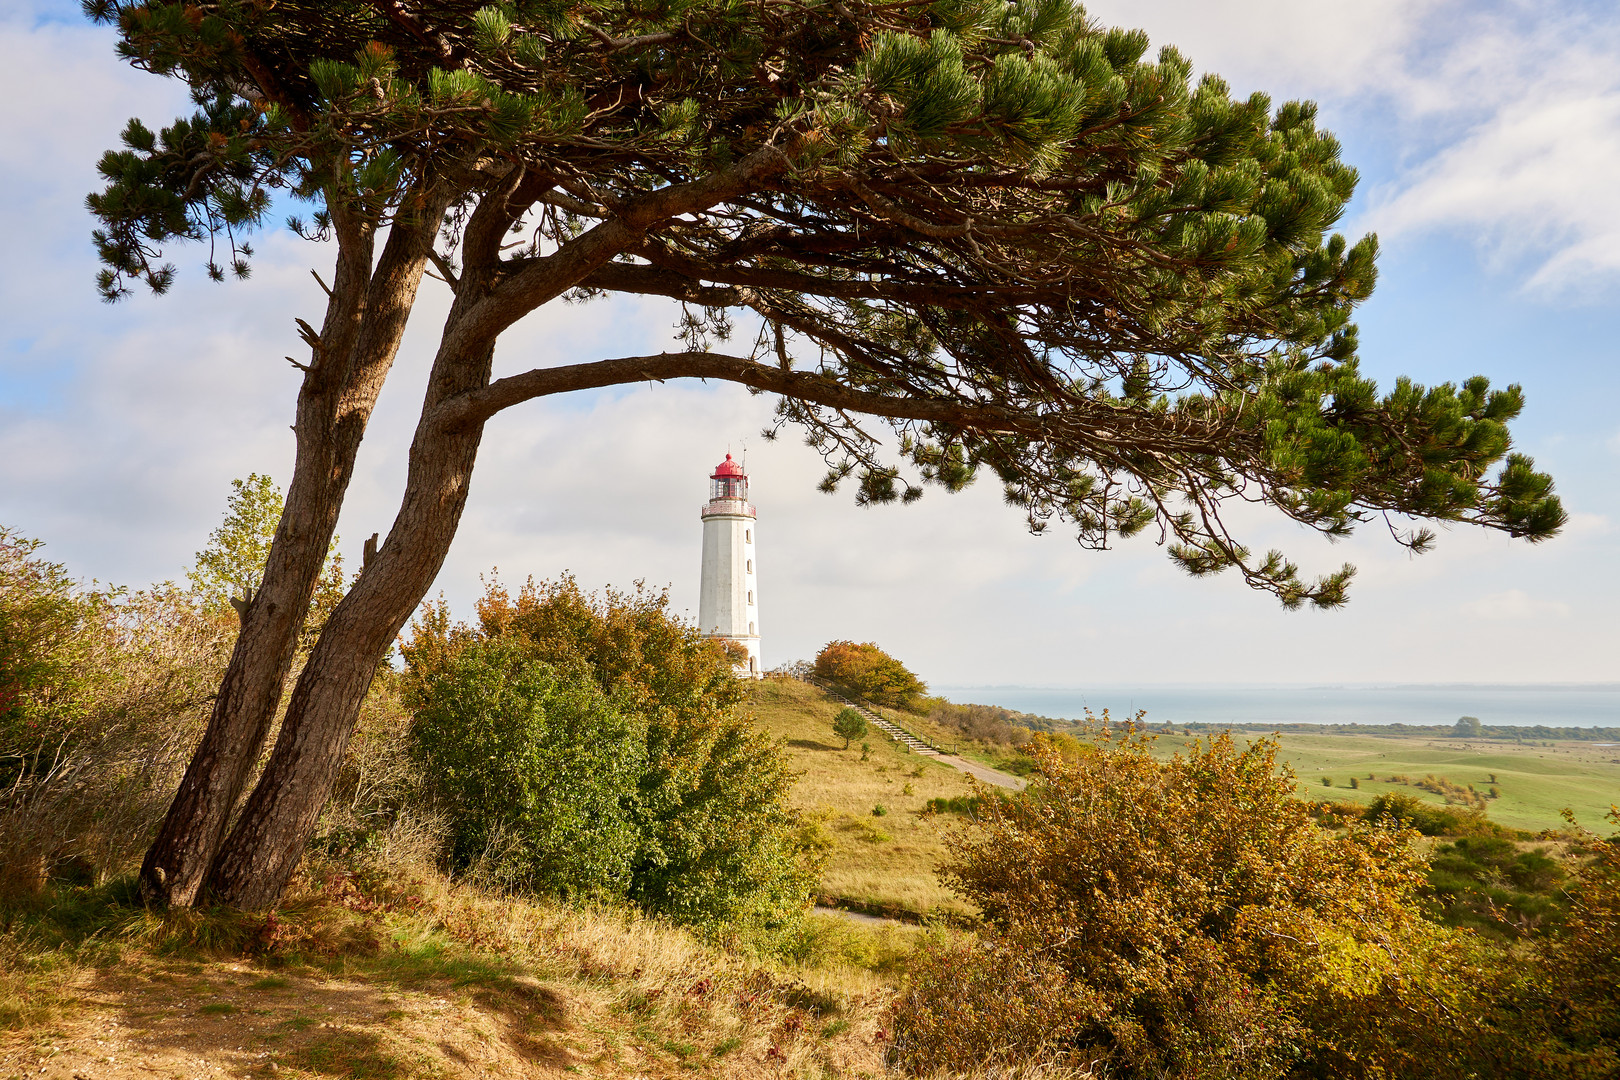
[{"x1": 711, "y1": 453, "x2": 746, "y2": 479}]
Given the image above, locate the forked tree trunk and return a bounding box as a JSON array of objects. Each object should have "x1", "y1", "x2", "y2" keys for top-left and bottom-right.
[
  {"x1": 205, "y1": 342, "x2": 496, "y2": 908},
  {"x1": 139, "y1": 200, "x2": 446, "y2": 908}
]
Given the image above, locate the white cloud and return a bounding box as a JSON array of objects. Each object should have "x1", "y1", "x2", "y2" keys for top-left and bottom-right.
[
  {"x1": 1079, "y1": 0, "x2": 1446, "y2": 101},
  {"x1": 1460, "y1": 589, "x2": 1571, "y2": 621},
  {"x1": 1367, "y1": 77, "x2": 1620, "y2": 294},
  {"x1": 1086, "y1": 0, "x2": 1620, "y2": 296}
]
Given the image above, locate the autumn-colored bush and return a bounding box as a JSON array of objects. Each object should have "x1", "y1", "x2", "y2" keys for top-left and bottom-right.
[
  {"x1": 812, "y1": 641, "x2": 926, "y2": 711},
  {"x1": 1496, "y1": 814, "x2": 1620, "y2": 1076},
  {"x1": 1, "y1": 529, "x2": 229, "y2": 895},
  {"x1": 923, "y1": 699, "x2": 1033, "y2": 745},
  {"x1": 890, "y1": 725, "x2": 1489, "y2": 1078}
]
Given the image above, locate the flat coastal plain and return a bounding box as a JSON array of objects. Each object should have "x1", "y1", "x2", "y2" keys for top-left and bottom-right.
[{"x1": 1155, "y1": 730, "x2": 1620, "y2": 833}]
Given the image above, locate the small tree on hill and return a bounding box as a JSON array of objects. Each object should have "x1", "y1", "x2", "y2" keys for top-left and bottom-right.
[
  {"x1": 815, "y1": 641, "x2": 927, "y2": 711},
  {"x1": 88, "y1": 0, "x2": 1565, "y2": 910},
  {"x1": 833, "y1": 707, "x2": 868, "y2": 750}
]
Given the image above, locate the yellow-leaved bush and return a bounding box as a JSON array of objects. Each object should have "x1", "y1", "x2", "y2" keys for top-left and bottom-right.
[{"x1": 890, "y1": 722, "x2": 1493, "y2": 1079}]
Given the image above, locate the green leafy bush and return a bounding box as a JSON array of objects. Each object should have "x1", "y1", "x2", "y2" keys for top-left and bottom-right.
[
  {"x1": 402, "y1": 575, "x2": 821, "y2": 935},
  {"x1": 923, "y1": 796, "x2": 984, "y2": 817},
  {"x1": 1364, "y1": 790, "x2": 1505, "y2": 837},
  {"x1": 1426, "y1": 836, "x2": 1568, "y2": 939},
  {"x1": 408, "y1": 639, "x2": 645, "y2": 898}
]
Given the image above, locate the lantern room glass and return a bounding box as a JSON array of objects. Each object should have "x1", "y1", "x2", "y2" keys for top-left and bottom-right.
[{"x1": 712, "y1": 475, "x2": 747, "y2": 499}]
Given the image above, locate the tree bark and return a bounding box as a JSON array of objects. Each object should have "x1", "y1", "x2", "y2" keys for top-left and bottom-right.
[
  {"x1": 205, "y1": 341, "x2": 495, "y2": 907},
  {"x1": 139, "y1": 197, "x2": 446, "y2": 908}
]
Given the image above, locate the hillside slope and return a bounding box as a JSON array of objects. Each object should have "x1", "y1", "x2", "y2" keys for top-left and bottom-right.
[
  {"x1": 743, "y1": 680, "x2": 981, "y2": 921},
  {"x1": 1, "y1": 870, "x2": 904, "y2": 1080}
]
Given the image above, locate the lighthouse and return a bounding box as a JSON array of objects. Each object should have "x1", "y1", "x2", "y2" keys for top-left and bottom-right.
[{"x1": 699, "y1": 453, "x2": 761, "y2": 677}]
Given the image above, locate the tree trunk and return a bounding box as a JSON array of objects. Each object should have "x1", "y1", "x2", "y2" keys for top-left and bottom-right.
[
  {"x1": 139, "y1": 200, "x2": 445, "y2": 908},
  {"x1": 205, "y1": 342, "x2": 495, "y2": 908}
]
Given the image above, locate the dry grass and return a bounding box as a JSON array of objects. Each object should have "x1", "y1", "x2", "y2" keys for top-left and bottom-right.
[
  {"x1": 0, "y1": 860, "x2": 912, "y2": 1079},
  {"x1": 744, "y1": 680, "x2": 977, "y2": 921}
]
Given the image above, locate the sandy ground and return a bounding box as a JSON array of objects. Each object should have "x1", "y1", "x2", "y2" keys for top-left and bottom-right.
[{"x1": 932, "y1": 755, "x2": 1025, "y2": 791}]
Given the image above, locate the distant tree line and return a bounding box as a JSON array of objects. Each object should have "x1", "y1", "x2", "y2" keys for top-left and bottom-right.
[{"x1": 1174, "y1": 721, "x2": 1620, "y2": 741}]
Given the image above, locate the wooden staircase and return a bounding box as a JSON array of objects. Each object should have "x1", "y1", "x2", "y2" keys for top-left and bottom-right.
[{"x1": 807, "y1": 677, "x2": 946, "y2": 756}]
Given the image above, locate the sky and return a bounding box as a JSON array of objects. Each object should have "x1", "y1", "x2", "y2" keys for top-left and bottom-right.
[{"x1": 2, "y1": 0, "x2": 1618, "y2": 689}]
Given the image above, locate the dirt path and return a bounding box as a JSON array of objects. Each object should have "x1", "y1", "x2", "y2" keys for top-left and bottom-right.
[
  {"x1": 932, "y1": 754, "x2": 1025, "y2": 791},
  {"x1": 812, "y1": 906, "x2": 903, "y2": 928},
  {"x1": 809, "y1": 680, "x2": 1026, "y2": 791}
]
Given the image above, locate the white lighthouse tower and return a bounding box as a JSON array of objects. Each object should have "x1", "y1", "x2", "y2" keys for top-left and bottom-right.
[{"x1": 698, "y1": 453, "x2": 761, "y2": 677}]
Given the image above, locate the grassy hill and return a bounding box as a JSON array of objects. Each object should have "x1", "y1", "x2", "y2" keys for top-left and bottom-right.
[
  {"x1": 0, "y1": 678, "x2": 964, "y2": 1080},
  {"x1": 742, "y1": 678, "x2": 1620, "y2": 922},
  {"x1": 743, "y1": 680, "x2": 976, "y2": 921}
]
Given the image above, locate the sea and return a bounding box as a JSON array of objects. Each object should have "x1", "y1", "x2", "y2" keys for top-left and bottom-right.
[{"x1": 933, "y1": 684, "x2": 1620, "y2": 730}]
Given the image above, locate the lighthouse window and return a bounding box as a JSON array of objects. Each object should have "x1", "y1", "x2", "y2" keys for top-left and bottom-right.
[
  {"x1": 746, "y1": 559, "x2": 753, "y2": 572},
  {"x1": 748, "y1": 591, "x2": 754, "y2": 605},
  {"x1": 745, "y1": 529, "x2": 752, "y2": 543},
  {"x1": 749, "y1": 621, "x2": 756, "y2": 634}
]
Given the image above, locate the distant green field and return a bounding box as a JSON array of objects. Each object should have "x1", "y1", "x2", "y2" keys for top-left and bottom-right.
[
  {"x1": 1154, "y1": 730, "x2": 1620, "y2": 833},
  {"x1": 746, "y1": 681, "x2": 1620, "y2": 921}
]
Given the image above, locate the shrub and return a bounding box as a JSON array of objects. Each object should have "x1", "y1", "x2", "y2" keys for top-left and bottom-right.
[
  {"x1": 1364, "y1": 791, "x2": 1503, "y2": 837},
  {"x1": 402, "y1": 575, "x2": 821, "y2": 934},
  {"x1": 1, "y1": 530, "x2": 229, "y2": 895},
  {"x1": 1514, "y1": 814, "x2": 1620, "y2": 1069},
  {"x1": 922, "y1": 796, "x2": 984, "y2": 817},
  {"x1": 891, "y1": 727, "x2": 1484, "y2": 1077},
  {"x1": 1426, "y1": 836, "x2": 1569, "y2": 939},
  {"x1": 832, "y1": 707, "x2": 867, "y2": 749},
  {"x1": 813, "y1": 641, "x2": 926, "y2": 711},
  {"x1": 924, "y1": 698, "x2": 1039, "y2": 745},
  {"x1": 408, "y1": 639, "x2": 646, "y2": 898}
]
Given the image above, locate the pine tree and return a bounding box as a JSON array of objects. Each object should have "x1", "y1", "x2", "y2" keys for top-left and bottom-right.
[
  {"x1": 833, "y1": 707, "x2": 869, "y2": 750},
  {"x1": 82, "y1": 0, "x2": 1565, "y2": 910}
]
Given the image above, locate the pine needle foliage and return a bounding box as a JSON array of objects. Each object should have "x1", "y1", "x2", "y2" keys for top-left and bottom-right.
[{"x1": 84, "y1": 0, "x2": 1563, "y2": 604}]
